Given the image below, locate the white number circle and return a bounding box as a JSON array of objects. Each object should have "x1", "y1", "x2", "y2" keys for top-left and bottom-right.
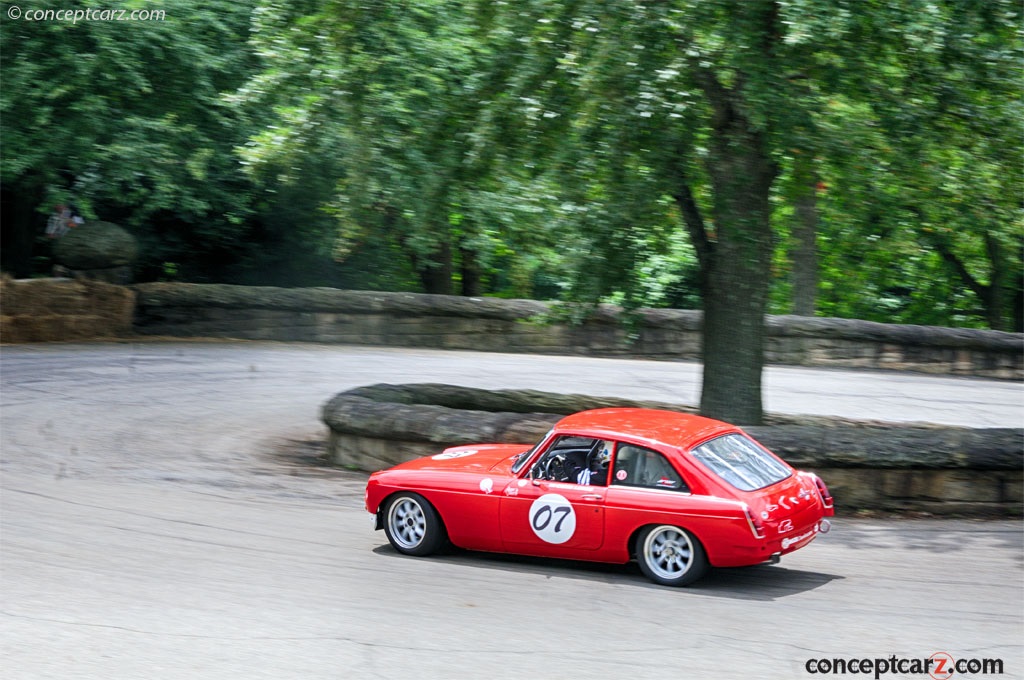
[
  {"x1": 432, "y1": 450, "x2": 477, "y2": 460},
  {"x1": 529, "y1": 493, "x2": 576, "y2": 544}
]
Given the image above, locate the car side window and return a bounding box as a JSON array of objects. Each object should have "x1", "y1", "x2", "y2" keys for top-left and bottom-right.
[
  {"x1": 529, "y1": 435, "x2": 597, "y2": 483},
  {"x1": 612, "y1": 445, "x2": 689, "y2": 492}
]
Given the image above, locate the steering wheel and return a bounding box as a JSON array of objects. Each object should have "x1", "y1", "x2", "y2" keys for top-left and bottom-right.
[{"x1": 541, "y1": 453, "x2": 571, "y2": 481}]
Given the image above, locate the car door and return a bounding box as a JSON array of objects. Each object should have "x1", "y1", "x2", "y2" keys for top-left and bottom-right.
[
  {"x1": 602, "y1": 443, "x2": 700, "y2": 543},
  {"x1": 498, "y1": 435, "x2": 606, "y2": 553}
]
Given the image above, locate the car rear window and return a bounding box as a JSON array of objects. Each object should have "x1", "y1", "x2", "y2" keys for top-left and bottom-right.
[{"x1": 690, "y1": 433, "x2": 791, "y2": 491}]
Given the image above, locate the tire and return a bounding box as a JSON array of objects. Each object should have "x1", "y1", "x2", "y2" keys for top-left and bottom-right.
[
  {"x1": 383, "y1": 492, "x2": 447, "y2": 557},
  {"x1": 636, "y1": 525, "x2": 709, "y2": 586}
]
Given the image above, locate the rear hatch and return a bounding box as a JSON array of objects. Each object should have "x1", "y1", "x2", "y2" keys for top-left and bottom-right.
[
  {"x1": 749, "y1": 473, "x2": 824, "y2": 549},
  {"x1": 688, "y1": 431, "x2": 826, "y2": 550}
]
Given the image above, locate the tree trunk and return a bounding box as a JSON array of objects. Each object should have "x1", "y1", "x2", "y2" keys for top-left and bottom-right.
[
  {"x1": 930, "y1": 230, "x2": 1014, "y2": 331},
  {"x1": 981, "y1": 232, "x2": 1007, "y2": 331},
  {"x1": 791, "y1": 159, "x2": 818, "y2": 316},
  {"x1": 416, "y1": 241, "x2": 453, "y2": 295},
  {"x1": 699, "y1": 122, "x2": 776, "y2": 425},
  {"x1": 1013, "y1": 286, "x2": 1023, "y2": 333},
  {"x1": 459, "y1": 245, "x2": 483, "y2": 297},
  {"x1": 0, "y1": 178, "x2": 44, "y2": 278}
]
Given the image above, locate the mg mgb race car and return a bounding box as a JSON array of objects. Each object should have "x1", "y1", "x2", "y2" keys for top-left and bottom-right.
[{"x1": 365, "y1": 408, "x2": 834, "y2": 586}]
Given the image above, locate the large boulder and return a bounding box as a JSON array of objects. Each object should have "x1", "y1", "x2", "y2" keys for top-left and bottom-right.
[{"x1": 55, "y1": 220, "x2": 138, "y2": 271}]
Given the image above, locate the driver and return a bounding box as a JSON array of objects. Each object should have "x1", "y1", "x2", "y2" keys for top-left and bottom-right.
[{"x1": 576, "y1": 441, "x2": 612, "y2": 486}]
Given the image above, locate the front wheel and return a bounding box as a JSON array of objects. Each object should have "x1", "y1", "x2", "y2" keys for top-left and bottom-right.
[
  {"x1": 636, "y1": 525, "x2": 709, "y2": 586},
  {"x1": 383, "y1": 492, "x2": 447, "y2": 557}
]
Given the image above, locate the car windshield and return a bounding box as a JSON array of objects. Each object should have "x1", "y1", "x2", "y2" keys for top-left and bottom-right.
[
  {"x1": 511, "y1": 431, "x2": 553, "y2": 474},
  {"x1": 689, "y1": 433, "x2": 791, "y2": 491},
  {"x1": 510, "y1": 449, "x2": 532, "y2": 471}
]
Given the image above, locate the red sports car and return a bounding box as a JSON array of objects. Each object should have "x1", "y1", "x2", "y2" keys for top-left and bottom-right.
[{"x1": 364, "y1": 408, "x2": 834, "y2": 586}]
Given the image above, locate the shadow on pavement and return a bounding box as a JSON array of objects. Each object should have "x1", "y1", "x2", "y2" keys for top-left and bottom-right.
[{"x1": 372, "y1": 544, "x2": 842, "y2": 601}]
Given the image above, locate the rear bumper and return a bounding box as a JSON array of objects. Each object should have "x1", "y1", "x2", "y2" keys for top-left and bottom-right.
[
  {"x1": 711, "y1": 517, "x2": 830, "y2": 567},
  {"x1": 774, "y1": 516, "x2": 831, "y2": 555}
]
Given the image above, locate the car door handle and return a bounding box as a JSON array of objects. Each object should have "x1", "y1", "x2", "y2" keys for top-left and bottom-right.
[{"x1": 580, "y1": 494, "x2": 603, "y2": 501}]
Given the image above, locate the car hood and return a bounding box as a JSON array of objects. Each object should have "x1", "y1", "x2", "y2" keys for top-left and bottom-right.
[{"x1": 391, "y1": 444, "x2": 531, "y2": 474}]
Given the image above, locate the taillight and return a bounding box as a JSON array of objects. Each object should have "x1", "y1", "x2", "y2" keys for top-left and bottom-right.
[
  {"x1": 743, "y1": 505, "x2": 766, "y2": 539},
  {"x1": 813, "y1": 475, "x2": 833, "y2": 510}
]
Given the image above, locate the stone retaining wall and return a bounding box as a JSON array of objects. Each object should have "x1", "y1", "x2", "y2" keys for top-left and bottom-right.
[
  {"x1": 3, "y1": 279, "x2": 1020, "y2": 378},
  {"x1": 134, "y1": 283, "x2": 1023, "y2": 379},
  {"x1": 322, "y1": 384, "x2": 1023, "y2": 516}
]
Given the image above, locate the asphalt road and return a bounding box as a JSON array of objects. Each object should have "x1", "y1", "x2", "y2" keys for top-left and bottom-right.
[{"x1": 1, "y1": 342, "x2": 1022, "y2": 679}]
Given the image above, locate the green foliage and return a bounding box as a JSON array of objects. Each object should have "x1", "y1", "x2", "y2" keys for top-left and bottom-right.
[
  {"x1": 770, "y1": 0, "x2": 1023, "y2": 329},
  {"x1": 1, "y1": 0, "x2": 1018, "y2": 331},
  {"x1": 1, "y1": 0, "x2": 260, "y2": 278},
  {"x1": 232, "y1": 0, "x2": 567, "y2": 294}
]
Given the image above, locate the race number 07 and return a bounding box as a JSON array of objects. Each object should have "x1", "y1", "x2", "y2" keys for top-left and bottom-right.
[
  {"x1": 529, "y1": 493, "x2": 577, "y2": 544},
  {"x1": 532, "y1": 505, "x2": 571, "y2": 532}
]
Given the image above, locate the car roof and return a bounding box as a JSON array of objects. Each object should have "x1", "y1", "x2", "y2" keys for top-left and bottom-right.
[{"x1": 552, "y1": 408, "x2": 737, "y2": 451}]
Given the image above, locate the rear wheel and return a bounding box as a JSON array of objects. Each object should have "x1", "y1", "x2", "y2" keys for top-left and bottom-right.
[
  {"x1": 636, "y1": 525, "x2": 709, "y2": 586},
  {"x1": 383, "y1": 492, "x2": 447, "y2": 556}
]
